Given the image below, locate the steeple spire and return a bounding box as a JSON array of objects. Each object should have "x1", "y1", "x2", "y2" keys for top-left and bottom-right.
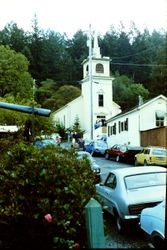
[{"x1": 93, "y1": 32, "x2": 101, "y2": 58}]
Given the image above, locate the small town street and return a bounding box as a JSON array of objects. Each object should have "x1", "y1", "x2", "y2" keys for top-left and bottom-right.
[{"x1": 94, "y1": 156, "x2": 150, "y2": 249}]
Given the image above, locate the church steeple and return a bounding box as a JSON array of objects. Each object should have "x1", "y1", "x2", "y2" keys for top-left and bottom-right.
[{"x1": 93, "y1": 32, "x2": 101, "y2": 58}]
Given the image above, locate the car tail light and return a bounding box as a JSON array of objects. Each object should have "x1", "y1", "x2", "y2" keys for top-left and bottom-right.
[{"x1": 128, "y1": 201, "x2": 161, "y2": 215}]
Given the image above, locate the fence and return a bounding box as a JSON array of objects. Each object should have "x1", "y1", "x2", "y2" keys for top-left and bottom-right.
[{"x1": 140, "y1": 127, "x2": 167, "y2": 147}]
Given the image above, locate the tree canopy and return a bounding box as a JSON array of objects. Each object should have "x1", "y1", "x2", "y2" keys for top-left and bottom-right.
[
  {"x1": 0, "y1": 45, "x2": 33, "y2": 99},
  {"x1": 0, "y1": 19, "x2": 166, "y2": 114}
]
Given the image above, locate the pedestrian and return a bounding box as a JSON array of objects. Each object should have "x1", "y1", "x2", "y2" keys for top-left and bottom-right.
[{"x1": 56, "y1": 136, "x2": 61, "y2": 146}]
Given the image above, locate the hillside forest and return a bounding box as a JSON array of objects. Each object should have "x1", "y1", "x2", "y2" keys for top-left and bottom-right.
[{"x1": 0, "y1": 17, "x2": 166, "y2": 133}]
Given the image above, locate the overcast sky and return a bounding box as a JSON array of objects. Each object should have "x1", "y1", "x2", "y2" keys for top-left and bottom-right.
[{"x1": 0, "y1": 0, "x2": 166, "y2": 37}]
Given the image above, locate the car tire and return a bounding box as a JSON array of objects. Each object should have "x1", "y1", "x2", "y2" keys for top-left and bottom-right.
[
  {"x1": 91, "y1": 150, "x2": 95, "y2": 156},
  {"x1": 152, "y1": 236, "x2": 164, "y2": 249},
  {"x1": 115, "y1": 155, "x2": 120, "y2": 162},
  {"x1": 134, "y1": 159, "x2": 139, "y2": 166},
  {"x1": 105, "y1": 153, "x2": 110, "y2": 160},
  {"x1": 115, "y1": 213, "x2": 124, "y2": 233},
  {"x1": 144, "y1": 160, "x2": 148, "y2": 166},
  {"x1": 113, "y1": 210, "x2": 124, "y2": 233}
]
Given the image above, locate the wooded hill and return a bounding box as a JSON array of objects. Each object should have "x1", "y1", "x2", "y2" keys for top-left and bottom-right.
[{"x1": 0, "y1": 18, "x2": 166, "y2": 112}]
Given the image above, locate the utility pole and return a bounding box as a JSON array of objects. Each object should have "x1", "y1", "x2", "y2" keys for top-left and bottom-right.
[
  {"x1": 31, "y1": 79, "x2": 36, "y2": 141},
  {"x1": 88, "y1": 24, "x2": 93, "y2": 140}
]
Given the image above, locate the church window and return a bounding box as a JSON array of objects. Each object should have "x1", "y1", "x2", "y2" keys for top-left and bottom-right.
[
  {"x1": 96, "y1": 63, "x2": 104, "y2": 73},
  {"x1": 98, "y1": 94, "x2": 104, "y2": 107}
]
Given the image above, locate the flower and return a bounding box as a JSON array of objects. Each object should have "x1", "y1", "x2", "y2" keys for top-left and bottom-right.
[{"x1": 44, "y1": 213, "x2": 52, "y2": 223}]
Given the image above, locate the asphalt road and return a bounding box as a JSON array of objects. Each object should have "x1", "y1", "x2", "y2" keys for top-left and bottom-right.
[{"x1": 94, "y1": 156, "x2": 151, "y2": 249}]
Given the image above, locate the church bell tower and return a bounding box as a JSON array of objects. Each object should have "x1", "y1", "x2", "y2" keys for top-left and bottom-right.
[{"x1": 81, "y1": 27, "x2": 115, "y2": 139}]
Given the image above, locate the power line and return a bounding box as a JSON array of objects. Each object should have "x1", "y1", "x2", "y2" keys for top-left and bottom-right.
[
  {"x1": 111, "y1": 62, "x2": 167, "y2": 67},
  {"x1": 111, "y1": 45, "x2": 164, "y2": 60}
]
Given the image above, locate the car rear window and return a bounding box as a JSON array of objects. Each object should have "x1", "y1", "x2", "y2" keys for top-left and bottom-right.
[
  {"x1": 124, "y1": 172, "x2": 166, "y2": 190},
  {"x1": 152, "y1": 149, "x2": 167, "y2": 156}
]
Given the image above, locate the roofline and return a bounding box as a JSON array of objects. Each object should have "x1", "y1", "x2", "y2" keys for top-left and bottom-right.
[
  {"x1": 107, "y1": 94, "x2": 167, "y2": 123},
  {"x1": 52, "y1": 96, "x2": 83, "y2": 114},
  {"x1": 82, "y1": 56, "x2": 110, "y2": 65}
]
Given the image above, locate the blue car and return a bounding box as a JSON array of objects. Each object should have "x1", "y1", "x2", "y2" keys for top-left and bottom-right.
[
  {"x1": 84, "y1": 140, "x2": 108, "y2": 156},
  {"x1": 140, "y1": 200, "x2": 166, "y2": 248},
  {"x1": 33, "y1": 138, "x2": 57, "y2": 148}
]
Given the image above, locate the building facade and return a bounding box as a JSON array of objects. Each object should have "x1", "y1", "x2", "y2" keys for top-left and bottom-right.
[{"x1": 106, "y1": 95, "x2": 167, "y2": 147}]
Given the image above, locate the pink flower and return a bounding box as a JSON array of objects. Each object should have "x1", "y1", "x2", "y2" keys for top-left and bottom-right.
[{"x1": 44, "y1": 213, "x2": 52, "y2": 223}]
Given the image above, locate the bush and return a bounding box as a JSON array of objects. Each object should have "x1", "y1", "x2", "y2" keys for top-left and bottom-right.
[{"x1": 0, "y1": 142, "x2": 96, "y2": 249}]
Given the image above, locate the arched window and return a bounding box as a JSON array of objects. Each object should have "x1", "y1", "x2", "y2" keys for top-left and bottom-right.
[{"x1": 96, "y1": 63, "x2": 104, "y2": 73}]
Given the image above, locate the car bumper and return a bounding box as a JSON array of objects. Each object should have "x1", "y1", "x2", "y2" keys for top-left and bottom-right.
[{"x1": 124, "y1": 215, "x2": 139, "y2": 220}]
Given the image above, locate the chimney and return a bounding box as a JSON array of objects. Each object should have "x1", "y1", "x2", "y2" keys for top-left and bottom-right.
[{"x1": 138, "y1": 95, "x2": 144, "y2": 106}]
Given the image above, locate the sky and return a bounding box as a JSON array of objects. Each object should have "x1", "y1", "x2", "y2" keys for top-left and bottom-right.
[{"x1": 0, "y1": 0, "x2": 166, "y2": 37}]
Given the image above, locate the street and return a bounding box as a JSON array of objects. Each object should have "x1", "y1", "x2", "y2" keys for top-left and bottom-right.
[
  {"x1": 94, "y1": 156, "x2": 151, "y2": 249},
  {"x1": 95, "y1": 156, "x2": 133, "y2": 182}
]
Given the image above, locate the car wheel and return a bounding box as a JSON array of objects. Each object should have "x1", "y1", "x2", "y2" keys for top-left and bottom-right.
[
  {"x1": 115, "y1": 155, "x2": 120, "y2": 162},
  {"x1": 91, "y1": 150, "x2": 95, "y2": 156},
  {"x1": 113, "y1": 209, "x2": 124, "y2": 233},
  {"x1": 105, "y1": 153, "x2": 110, "y2": 160},
  {"x1": 115, "y1": 213, "x2": 124, "y2": 233},
  {"x1": 134, "y1": 159, "x2": 139, "y2": 166},
  {"x1": 144, "y1": 160, "x2": 148, "y2": 166},
  {"x1": 152, "y1": 236, "x2": 164, "y2": 249}
]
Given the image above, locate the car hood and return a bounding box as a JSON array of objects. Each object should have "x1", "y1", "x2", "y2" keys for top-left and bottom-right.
[{"x1": 127, "y1": 186, "x2": 166, "y2": 205}]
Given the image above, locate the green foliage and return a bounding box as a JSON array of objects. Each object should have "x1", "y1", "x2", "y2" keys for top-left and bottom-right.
[
  {"x1": 0, "y1": 95, "x2": 55, "y2": 140},
  {"x1": 0, "y1": 142, "x2": 96, "y2": 248},
  {"x1": 149, "y1": 39, "x2": 167, "y2": 96},
  {"x1": 0, "y1": 19, "x2": 166, "y2": 111},
  {"x1": 72, "y1": 116, "x2": 84, "y2": 137},
  {"x1": 36, "y1": 84, "x2": 81, "y2": 111},
  {"x1": 51, "y1": 85, "x2": 81, "y2": 111},
  {"x1": 0, "y1": 45, "x2": 33, "y2": 99},
  {"x1": 113, "y1": 74, "x2": 149, "y2": 110}
]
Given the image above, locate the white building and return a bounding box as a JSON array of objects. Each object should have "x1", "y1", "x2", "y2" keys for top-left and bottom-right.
[
  {"x1": 52, "y1": 31, "x2": 121, "y2": 139},
  {"x1": 106, "y1": 94, "x2": 167, "y2": 147}
]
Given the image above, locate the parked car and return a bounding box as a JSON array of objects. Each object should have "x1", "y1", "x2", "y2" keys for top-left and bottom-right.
[
  {"x1": 96, "y1": 166, "x2": 166, "y2": 233},
  {"x1": 84, "y1": 140, "x2": 108, "y2": 156},
  {"x1": 105, "y1": 144, "x2": 142, "y2": 163},
  {"x1": 77, "y1": 151, "x2": 101, "y2": 182},
  {"x1": 33, "y1": 138, "x2": 57, "y2": 148},
  {"x1": 140, "y1": 200, "x2": 166, "y2": 248},
  {"x1": 135, "y1": 146, "x2": 167, "y2": 166}
]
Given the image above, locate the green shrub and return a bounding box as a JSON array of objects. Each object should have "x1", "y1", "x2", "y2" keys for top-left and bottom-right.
[{"x1": 0, "y1": 142, "x2": 96, "y2": 249}]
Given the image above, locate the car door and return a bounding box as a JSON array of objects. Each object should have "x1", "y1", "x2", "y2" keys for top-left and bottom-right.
[
  {"x1": 136, "y1": 149, "x2": 146, "y2": 164},
  {"x1": 108, "y1": 144, "x2": 120, "y2": 158},
  {"x1": 141, "y1": 149, "x2": 151, "y2": 164},
  {"x1": 98, "y1": 173, "x2": 117, "y2": 215}
]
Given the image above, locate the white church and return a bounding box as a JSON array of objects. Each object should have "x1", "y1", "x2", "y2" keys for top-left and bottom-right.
[{"x1": 52, "y1": 31, "x2": 121, "y2": 140}]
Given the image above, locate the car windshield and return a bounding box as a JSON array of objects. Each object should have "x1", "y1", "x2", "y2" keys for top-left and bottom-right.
[
  {"x1": 95, "y1": 141, "x2": 107, "y2": 147},
  {"x1": 125, "y1": 172, "x2": 166, "y2": 190},
  {"x1": 120, "y1": 146, "x2": 127, "y2": 152}
]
